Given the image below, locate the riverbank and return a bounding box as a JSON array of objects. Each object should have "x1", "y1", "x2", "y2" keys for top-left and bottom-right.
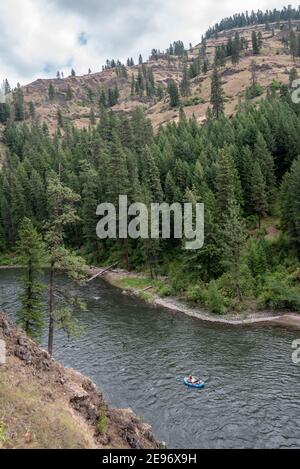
[
  {"x1": 89, "y1": 268, "x2": 300, "y2": 330},
  {"x1": 0, "y1": 312, "x2": 160, "y2": 449}
]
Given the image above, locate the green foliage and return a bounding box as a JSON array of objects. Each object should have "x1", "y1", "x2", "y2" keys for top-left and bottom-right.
[
  {"x1": 186, "y1": 284, "x2": 207, "y2": 304},
  {"x1": 206, "y1": 281, "x2": 226, "y2": 315},
  {"x1": 97, "y1": 414, "x2": 107, "y2": 435},
  {"x1": 210, "y1": 66, "x2": 224, "y2": 118},
  {"x1": 167, "y1": 80, "x2": 180, "y2": 108},
  {"x1": 0, "y1": 422, "x2": 7, "y2": 445},
  {"x1": 258, "y1": 271, "x2": 300, "y2": 312},
  {"x1": 183, "y1": 96, "x2": 205, "y2": 107},
  {"x1": 16, "y1": 218, "x2": 46, "y2": 340},
  {"x1": 156, "y1": 283, "x2": 174, "y2": 297},
  {"x1": 1, "y1": 91, "x2": 300, "y2": 317},
  {"x1": 245, "y1": 83, "x2": 264, "y2": 99}
]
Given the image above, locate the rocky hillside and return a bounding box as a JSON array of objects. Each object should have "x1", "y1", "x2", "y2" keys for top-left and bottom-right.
[
  {"x1": 0, "y1": 313, "x2": 160, "y2": 449},
  {"x1": 9, "y1": 20, "x2": 300, "y2": 132}
]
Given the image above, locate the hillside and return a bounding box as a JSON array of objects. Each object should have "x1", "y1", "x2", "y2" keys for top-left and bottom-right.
[
  {"x1": 11, "y1": 20, "x2": 300, "y2": 131},
  {"x1": 0, "y1": 313, "x2": 160, "y2": 449}
]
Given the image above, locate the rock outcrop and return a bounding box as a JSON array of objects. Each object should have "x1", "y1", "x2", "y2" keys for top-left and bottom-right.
[{"x1": 0, "y1": 313, "x2": 160, "y2": 449}]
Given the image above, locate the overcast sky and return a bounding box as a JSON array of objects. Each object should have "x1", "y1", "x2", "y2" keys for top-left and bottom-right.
[{"x1": 0, "y1": 1, "x2": 299, "y2": 86}]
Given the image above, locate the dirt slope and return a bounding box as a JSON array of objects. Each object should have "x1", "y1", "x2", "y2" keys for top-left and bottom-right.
[{"x1": 11, "y1": 20, "x2": 300, "y2": 132}]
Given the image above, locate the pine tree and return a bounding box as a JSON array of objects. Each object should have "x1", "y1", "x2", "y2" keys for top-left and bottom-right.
[
  {"x1": 220, "y1": 200, "x2": 246, "y2": 300},
  {"x1": 57, "y1": 109, "x2": 64, "y2": 128},
  {"x1": 142, "y1": 146, "x2": 163, "y2": 202},
  {"x1": 210, "y1": 66, "x2": 224, "y2": 118},
  {"x1": 289, "y1": 30, "x2": 297, "y2": 59},
  {"x1": 48, "y1": 82, "x2": 55, "y2": 100},
  {"x1": 89, "y1": 108, "x2": 96, "y2": 125},
  {"x1": 16, "y1": 218, "x2": 45, "y2": 340},
  {"x1": 281, "y1": 156, "x2": 300, "y2": 252},
  {"x1": 289, "y1": 67, "x2": 298, "y2": 88},
  {"x1": 252, "y1": 31, "x2": 261, "y2": 55},
  {"x1": 13, "y1": 84, "x2": 25, "y2": 121},
  {"x1": 180, "y1": 65, "x2": 191, "y2": 97},
  {"x1": 4, "y1": 79, "x2": 11, "y2": 95},
  {"x1": 29, "y1": 102, "x2": 35, "y2": 119},
  {"x1": 232, "y1": 32, "x2": 241, "y2": 65},
  {"x1": 44, "y1": 172, "x2": 87, "y2": 356},
  {"x1": 66, "y1": 85, "x2": 73, "y2": 100},
  {"x1": 167, "y1": 80, "x2": 180, "y2": 107},
  {"x1": 216, "y1": 146, "x2": 241, "y2": 219},
  {"x1": 250, "y1": 161, "x2": 268, "y2": 227}
]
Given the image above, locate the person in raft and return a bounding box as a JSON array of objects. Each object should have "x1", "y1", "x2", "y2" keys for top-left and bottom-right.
[{"x1": 189, "y1": 375, "x2": 199, "y2": 384}]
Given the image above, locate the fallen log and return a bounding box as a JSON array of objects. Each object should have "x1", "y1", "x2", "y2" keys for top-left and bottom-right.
[{"x1": 87, "y1": 263, "x2": 118, "y2": 283}]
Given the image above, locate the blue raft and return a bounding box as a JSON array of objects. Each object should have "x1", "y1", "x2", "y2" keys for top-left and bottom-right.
[{"x1": 184, "y1": 377, "x2": 205, "y2": 389}]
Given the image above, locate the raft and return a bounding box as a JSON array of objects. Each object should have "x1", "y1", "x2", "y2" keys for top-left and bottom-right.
[{"x1": 184, "y1": 377, "x2": 205, "y2": 389}]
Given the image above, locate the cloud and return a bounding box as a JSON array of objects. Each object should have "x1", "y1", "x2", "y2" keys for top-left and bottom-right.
[{"x1": 0, "y1": 0, "x2": 299, "y2": 86}]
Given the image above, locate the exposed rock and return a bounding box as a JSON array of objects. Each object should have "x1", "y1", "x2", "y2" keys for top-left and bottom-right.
[{"x1": 0, "y1": 312, "x2": 160, "y2": 449}]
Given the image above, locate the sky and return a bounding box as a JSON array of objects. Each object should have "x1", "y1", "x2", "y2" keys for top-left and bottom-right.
[{"x1": 0, "y1": 0, "x2": 299, "y2": 86}]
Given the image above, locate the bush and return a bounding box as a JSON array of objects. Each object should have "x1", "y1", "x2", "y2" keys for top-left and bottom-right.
[
  {"x1": 183, "y1": 96, "x2": 205, "y2": 107},
  {"x1": 168, "y1": 263, "x2": 190, "y2": 293},
  {"x1": 156, "y1": 284, "x2": 174, "y2": 297},
  {"x1": 245, "y1": 83, "x2": 264, "y2": 99},
  {"x1": 206, "y1": 281, "x2": 226, "y2": 315},
  {"x1": 186, "y1": 284, "x2": 207, "y2": 304},
  {"x1": 97, "y1": 414, "x2": 107, "y2": 435},
  {"x1": 0, "y1": 423, "x2": 7, "y2": 445},
  {"x1": 258, "y1": 271, "x2": 300, "y2": 312}
]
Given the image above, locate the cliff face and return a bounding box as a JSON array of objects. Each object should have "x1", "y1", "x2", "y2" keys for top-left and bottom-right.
[{"x1": 0, "y1": 313, "x2": 159, "y2": 449}]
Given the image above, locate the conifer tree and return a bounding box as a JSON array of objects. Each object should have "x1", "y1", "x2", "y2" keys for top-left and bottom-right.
[
  {"x1": 221, "y1": 200, "x2": 246, "y2": 300},
  {"x1": 252, "y1": 31, "x2": 261, "y2": 54},
  {"x1": 44, "y1": 172, "x2": 87, "y2": 356},
  {"x1": 13, "y1": 84, "x2": 25, "y2": 121},
  {"x1": 89, "y1": 108, "x2": 96, "y2": 125},
  {"x1": 180, "y1": 65, "x2": 191, "y2": 97},
  {"x1": 210, "y1": 66, "x2": 224, "y2": 118},
  {"x1": 16, "y1": 218, "x2": 45, "y2": 340},
  {"x1": 232, "y1": 32, "x2": 241, "y2": 65},
  {"x1": 250, "y1": 161, "x2": 268, "y2": 227},
  {"x1": 48, "y1": 83, "x2": 55, "y2": 101},
  {"x1": 29, "y1": 102, "x2": 35, "y2": 119},
  {"x1": 167, "y1": 80, "x2": 180, "y2": 107},
  {"x1": 289, "y1": 67, "x2": 298, "y2": 88},
  {"x1": 66, "y1": 85, "x2": 73, "y2": 100}
]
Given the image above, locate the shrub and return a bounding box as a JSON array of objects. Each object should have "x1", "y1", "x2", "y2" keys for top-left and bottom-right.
[
  {"x1": 0, "y1": 423, "x2": 7, "y2": 445},
  {"x1": 156, "y1": 284, "x2": 174, "y2": 297},
  {"x1": 168, "y1": 263, "x2": 190, "y2": 293},
  {"x1": 97, "y1": 414, "x2": 107, "y2": 435},
  {"x1": 245, "y1": 83, "x2": 264, "y2": 99},
  {"x1": 206, "y1": 281, "x2": 226, "y2": 315},
  {"x1": 186, "y1": 284, "x2": 207, "y2": 304},
  {"x1": 258, "y1": 271, "x2": 300, "y2": 312},
  {"x1": 183, "y1": 96, "x2": 205, "y2": 107}
]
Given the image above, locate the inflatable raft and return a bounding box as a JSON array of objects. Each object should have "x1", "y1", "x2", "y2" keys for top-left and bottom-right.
[{"x1": 184, "y1": 377, "x2": 205, "y2": 389}]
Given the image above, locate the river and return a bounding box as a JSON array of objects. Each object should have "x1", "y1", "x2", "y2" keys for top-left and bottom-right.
[{"x1": 0, "y1": 268, "x2": 300, "y2": 449}]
